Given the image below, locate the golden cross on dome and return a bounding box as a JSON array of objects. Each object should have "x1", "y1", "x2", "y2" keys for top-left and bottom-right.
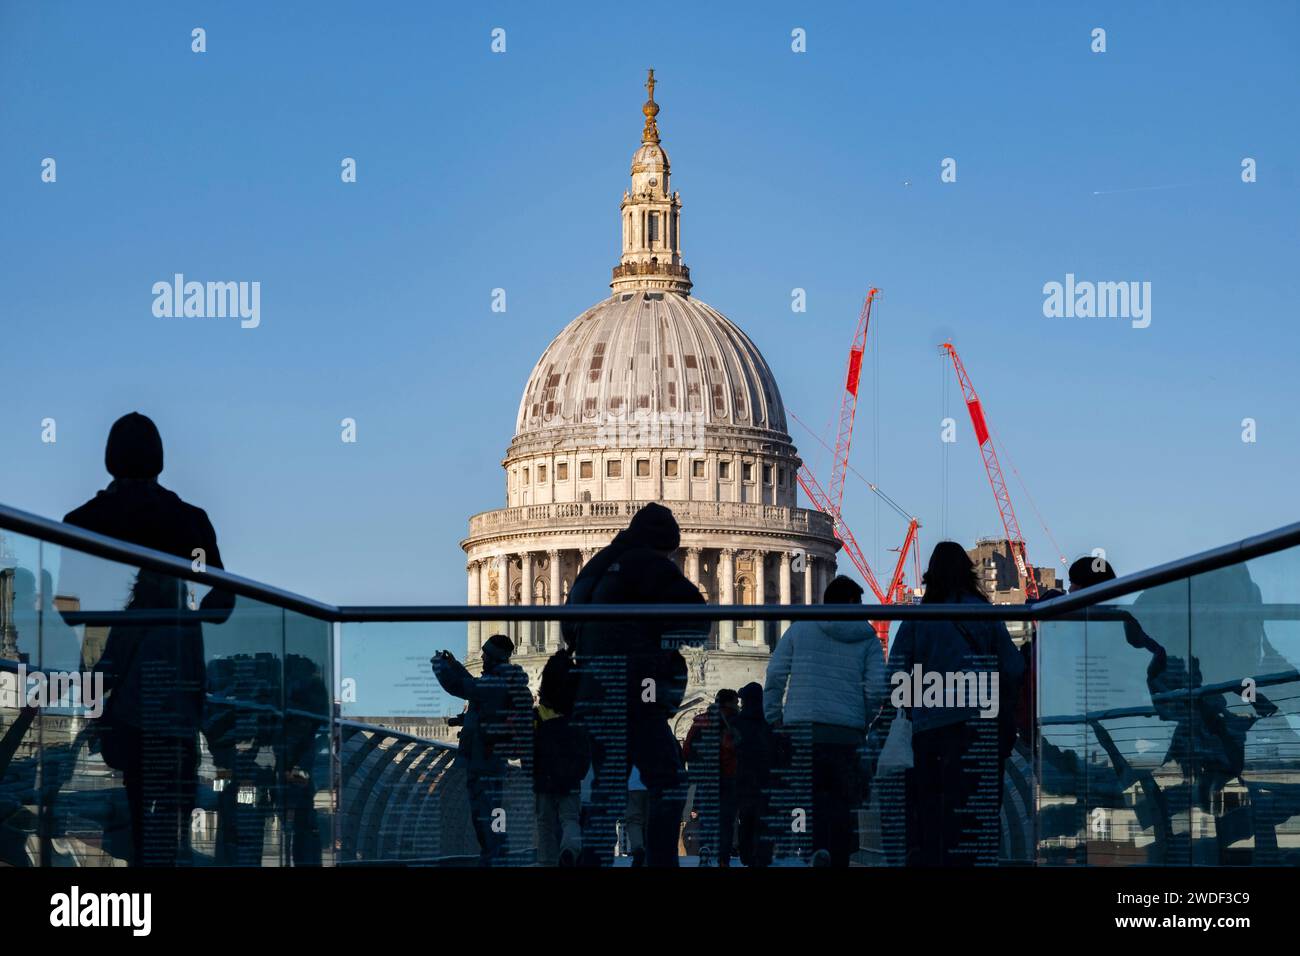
[{"x1": 641, "y1": 68, "x2": 661, "y2": 144}]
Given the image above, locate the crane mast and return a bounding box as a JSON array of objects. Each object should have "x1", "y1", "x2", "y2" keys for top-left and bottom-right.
[
  {"x1": 795, "y1": 287, "x2": 920, "y2": 649},
  {"x1": 940, "y1": 341, "x2": 1039, "y2": 600},
  {"x1": 828, "y1": 288, "x2": 878, "y2": 517}
]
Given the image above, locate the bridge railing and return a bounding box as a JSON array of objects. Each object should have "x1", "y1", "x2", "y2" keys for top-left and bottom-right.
[{"x1": 2, "y1": 501, "x2": 1298, "y2": 867}]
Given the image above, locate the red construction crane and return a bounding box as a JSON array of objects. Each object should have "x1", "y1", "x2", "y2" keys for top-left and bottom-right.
[
  {"x1": 940, "y1": 341, "x2": 1039, "y2": 600},
  {"x1": 828, "y1": 288, "x2": 878, "y2": 518},
  {"x1": 795, "y1": 287, "x2": 920, "y2": 647},
  {"x1": 794, "y1": 424, "x2": 919, "y2": 606}
]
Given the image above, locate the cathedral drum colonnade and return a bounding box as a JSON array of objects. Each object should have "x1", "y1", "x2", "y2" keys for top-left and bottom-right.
[{"x1": 461, "y1": 71, "x2": 839, "y2": 725}]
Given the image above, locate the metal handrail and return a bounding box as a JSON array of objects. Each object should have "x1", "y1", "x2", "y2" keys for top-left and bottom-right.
[
  {"x1": 3, "y1": 501, "x2": 1298, "y2": 624},
  {"x1": 1040, "y1": 667, "x2": 1300, "y2": 726},
  {"x1": 0, "y1": 502, "x2": 336, "y2": 619}
]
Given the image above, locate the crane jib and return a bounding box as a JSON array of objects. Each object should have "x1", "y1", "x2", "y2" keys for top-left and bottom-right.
[
  {"x1": 845, "y1": 348, "x2": 863, "y2": 397},
  {"x1": 966, "y1": 397, "x2": 990, "y2": 446}
]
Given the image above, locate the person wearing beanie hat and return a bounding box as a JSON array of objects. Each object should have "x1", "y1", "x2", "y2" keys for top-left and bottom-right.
[
  {"x1": 104, "y1": 412, "x2": 164, "y2": 480},
  {"x1": 480, "y1": 633, "x2": 515, "y2": 664},
  {"x1": 61, "y1": 412, "x2": 234, "y2": 866},
  {"x1": 65, "y1": 413, "x2": 228, "y2": 570},
  {"x1": 431, "y1": 633, "x2": 532, "y2": 866},
  {"x1": 563, "y1": 503, "x2": 708, "y2": 867}
]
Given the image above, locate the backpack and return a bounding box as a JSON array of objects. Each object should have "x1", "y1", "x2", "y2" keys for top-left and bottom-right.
[{"x1": 482, "y1": 666, "x2": 534, "y2": 763}]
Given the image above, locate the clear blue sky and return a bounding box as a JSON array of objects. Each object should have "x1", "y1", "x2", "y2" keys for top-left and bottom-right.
[{"x1": 3, "y1": 0, "x2": 1298, "y2": 623}]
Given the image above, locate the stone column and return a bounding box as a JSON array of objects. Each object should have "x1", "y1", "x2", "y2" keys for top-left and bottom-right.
[
  {"x1": 520, "y1": 552, "x2": 533, "y2": 606},
  {"x1": 804, "y1": 553, "x2": 816, "y2": 605},
  {"x1": 547, "y1": 549, "x2": 562, "y2": 652},
  {"x1": 468, "y1": 561, "x2": 482, "y2": 657},
  {"x1": 497, "y1": 554, "x2": 510, "y2": 606},
  {"x1": 686, "y1": 547, "x2": 702, "y2": 590},
  {"x1": 519, "y1": 551, "x2": 534, "y2": 652},
  {"x1": 753, "y1": 549, "x2": 766, "y2": 648},
  {"x1": 720, "y1": 547, "x2": 737, "y2": 646},
  {"x1": 779, "y1": 550, "x2": 792, "y2": 639},
  {"x1": 494, "y1": 553, "x2": 512, "y2": 650}
]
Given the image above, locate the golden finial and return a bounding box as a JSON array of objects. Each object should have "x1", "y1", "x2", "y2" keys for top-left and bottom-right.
[{"x1": 641, "y1": 68, "x2": 660, "y2": 144}]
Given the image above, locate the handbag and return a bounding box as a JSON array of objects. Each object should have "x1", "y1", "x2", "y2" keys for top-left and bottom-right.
[{"x1": 875, "y1": 710, "x2": 913, "y2": 773}]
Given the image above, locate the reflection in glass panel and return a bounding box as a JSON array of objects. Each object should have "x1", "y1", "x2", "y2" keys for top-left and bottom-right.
[
  {"x1": 1189, "y1": 550, "x2": 1300, "y2": 864},
  {"x1": 1, "y1": 531, "x2": 332, "y2": 868},
  {"x1": 1039, "y1": 581, "x2": 1194, "y2": 865}
]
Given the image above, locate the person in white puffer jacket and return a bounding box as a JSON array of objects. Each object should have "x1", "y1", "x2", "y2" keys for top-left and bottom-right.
[{"x1": 763, "y1": 575, "x2": 887, "y2": 866}]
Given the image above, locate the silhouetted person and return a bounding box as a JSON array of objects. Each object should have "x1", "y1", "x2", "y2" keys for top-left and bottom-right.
[
  {"x1": 431, "y1": 634, "x2": 531, "y2": 866},
  {"x1": 880, "y1": 542, "x2": 1023, "y2": 866},
  {"x1": 63, "y1": 412, "x2": 232, "y2": 866},
  {"x1": 1015, "y1": 555, "x2": 1116, "y2": 747},
  {"x1": 733, "y1": 681, "x2": 775, "y2": 867},
  {"x1": 681, "y1": 807, "x2": 702, "y2": 857},
  {"x1": 1024, "y1": 554, "x2": 1118, "y2": 858},
  {"x1": 533, "y1": 644, "x2": 589, "y2": 866},
  {"x1": 683, "y1": 688, "x2": 739, "y2": 865},
  {"x1": 765, "y1": 574, "x2": 886, "y2": 866},
  {"x1": 280, "y1": 653, "x2": 329, "y2": 865},
  {"x1": 205, "y1": 653, "x2": 278, "y2": 865},
  {"x1": 562, "y1": 503, "x2": 707, "y2": 867},
  {"x1": 1067, "y1": 555, "x2": 1117, "y2": 593},
  {"x1": 1129, "y1": 562, "x2": 1294, "y2": 860}
]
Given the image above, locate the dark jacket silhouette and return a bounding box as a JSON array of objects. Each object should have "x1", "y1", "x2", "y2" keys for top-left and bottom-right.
[
  {"x1": 563, "y1": 503, "x2": 706, "y2": 867},
  {"x1": 63, "y1": 414, "x2": 231, "y2": 735},
  {"x1": 533, "y1": 647, "x2": 590, "y2": 795},
  {"x1": 683, "y1": 702, "x2": 738, "y2": 779},
  {"x1": 733, "y1": 682, "x2": 775, "y2": 867},
  {"x1": 733, "y1": 683, "x2": 775, "y2": 798},
  {"x1": 432, "y1": 649, "x2": 532, "y2": 775},
  {"x1": 563, "y1": 503, "x2": 706, "y2": 788}
]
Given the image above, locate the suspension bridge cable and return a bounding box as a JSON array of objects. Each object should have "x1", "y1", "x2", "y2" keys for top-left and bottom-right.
[{"x1": 787, "y1": 410, "x2": 915, "y2": 522}]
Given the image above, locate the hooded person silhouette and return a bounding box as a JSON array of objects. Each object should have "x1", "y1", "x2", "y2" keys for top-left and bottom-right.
[{"x1": 563, "y1": 503, "x2": 708, "y2": 866}]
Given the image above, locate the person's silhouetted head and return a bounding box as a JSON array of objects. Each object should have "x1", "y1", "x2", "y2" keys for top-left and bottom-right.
[
  {"x1": 481, "y1": 634, "x2": 514, "y2": 671},
  {"x1": 624, "y1": 502, "x2": 680, "y2": 555},
  {"x1": 1068, "y1": 556, "x2": 1117, "y2": 592},
  {"x1": 738, "y1": 681, "x2": 763, "y2": 713},
  {"x1": 823, "y1": 575, "x2": 864, "y2": 605},
  {"x1": 920, "y1": 541, "x2": 986, "y2": 604},
  {"x1": 716, "y1": 688, "x2": 738, "y2": 715},
  {"x1": 105, "y1": 412, "x2": 163, "y2": 480}
]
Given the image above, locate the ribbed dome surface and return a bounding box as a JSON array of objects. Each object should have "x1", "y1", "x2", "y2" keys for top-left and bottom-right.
[{"x1": 515, "y1": 291, "x2": 787, "y2": 437}]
